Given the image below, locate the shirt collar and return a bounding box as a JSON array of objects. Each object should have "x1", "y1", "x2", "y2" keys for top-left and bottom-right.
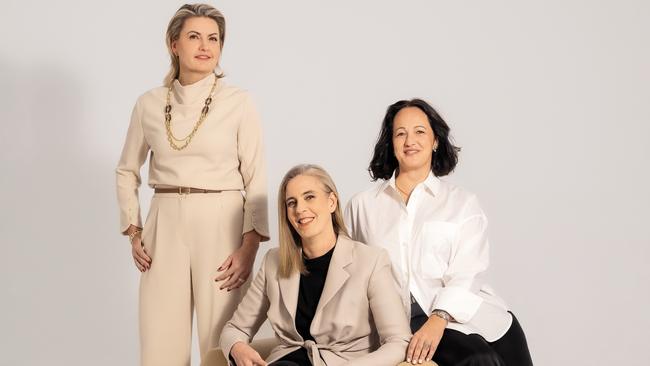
[
  {"x1": 422, "y1": 171, "x2": 441, "y2": 196},
  {"x1": 376, "y1": 172, "x2": 396, "y2": 197},
  {"x1": 378, "y1": 170, "x2": 441, "y2": 197}
]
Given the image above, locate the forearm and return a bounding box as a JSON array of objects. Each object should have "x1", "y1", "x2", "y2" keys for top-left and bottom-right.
[{"x1": 242, "y1": 230, "x2": 262, "y2": 248}]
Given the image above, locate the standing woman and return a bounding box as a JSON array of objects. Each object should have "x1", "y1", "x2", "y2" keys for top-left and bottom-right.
[
  {"x1": 116, "y1": 4, "x2": 269, "y2": 366},
  {"x1": 345, "y1": 99, "x2": 533, "y2": 366}
]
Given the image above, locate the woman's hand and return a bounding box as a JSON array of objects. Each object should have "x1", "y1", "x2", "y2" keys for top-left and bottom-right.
[
  {"x1": 231, "y1": 342, "x2": 267, "y2": 366},
  {"x1": 215, "y1": 230, "x2": 261, "y2": 291},
  {"x1": 406, "y1": 315, "x2": 446, "y2": 364},
  {"x1": 128, "y1": 228, "x2": 151, "y2": 272}
]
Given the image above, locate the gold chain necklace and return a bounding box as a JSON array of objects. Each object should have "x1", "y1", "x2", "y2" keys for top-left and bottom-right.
[{"x1": 164, "y1": 73, "x2": 218, "y2": 150}]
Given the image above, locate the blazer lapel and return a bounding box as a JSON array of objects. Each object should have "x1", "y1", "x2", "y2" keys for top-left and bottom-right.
[
  {"x1": 312, "y1": 236, "x2": 354, "y2": 325},
  {"x1": 278, "y1": 268, "x2": 300, "y2": 326}
]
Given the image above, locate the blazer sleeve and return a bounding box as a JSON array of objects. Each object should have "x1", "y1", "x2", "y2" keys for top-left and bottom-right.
[
  {"x1": 346, "y1": 250, "x2": 410, "y2": 366},
  {"x1": 115, "y1": 100, "x2": 149, "y2": 233},
  {"x1": 432, "y1": 196, "x2": 490, "y2": 323},
  {"x1": 219, "y1": 251, "x2": 271, "y2": 362},
  {"x1": 236, "y1": 94, "x2": 270, "y2": 241}
]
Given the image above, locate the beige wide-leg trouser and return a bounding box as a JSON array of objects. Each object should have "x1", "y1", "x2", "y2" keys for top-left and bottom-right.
[{"x1": 139, "y1": 191, "x2": 247, "y2": 366}]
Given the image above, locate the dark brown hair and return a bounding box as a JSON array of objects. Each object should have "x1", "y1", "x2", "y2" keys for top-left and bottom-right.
[{"x1": 369, "y1": 98, "x2": 460, "y2": 180}]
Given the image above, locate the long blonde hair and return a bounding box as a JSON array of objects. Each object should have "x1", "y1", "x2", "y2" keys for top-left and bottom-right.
[
  {"x1": 277, "y1": 164, "x2": 349, "y2": 278},
  {"x1": 164, "y1": 3, "x2": 226, "y2": 86}
]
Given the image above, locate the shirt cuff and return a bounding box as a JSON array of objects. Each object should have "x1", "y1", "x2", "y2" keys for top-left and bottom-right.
[{"x1": 432, "y1": 286, "x2": 484, "y2": 323}]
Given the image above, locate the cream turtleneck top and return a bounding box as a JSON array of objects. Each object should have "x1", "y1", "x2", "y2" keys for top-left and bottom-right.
[{"x1": 116, "y1": 73, "x2": 269, "y2": 240}]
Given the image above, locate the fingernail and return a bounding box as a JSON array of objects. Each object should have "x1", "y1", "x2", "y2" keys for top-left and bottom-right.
[{"x1": 406, "y1": 359, "x2": 411, "y2": 363}]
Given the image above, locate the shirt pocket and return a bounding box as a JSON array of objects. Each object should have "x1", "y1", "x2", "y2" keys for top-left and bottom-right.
[{"x1": 417, "y1": 221, "x2": 458, "y2": 279}]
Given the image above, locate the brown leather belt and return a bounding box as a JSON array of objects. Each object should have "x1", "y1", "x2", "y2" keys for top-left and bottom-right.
[{"x1": 154, "y1": 187, "x2": 223, "y2": 194}]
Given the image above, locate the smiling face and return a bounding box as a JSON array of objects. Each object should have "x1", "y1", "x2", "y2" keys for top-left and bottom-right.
[
  {"x1": 171, "y1": 16, "x2": 221, "y2": 80},
  {"x1": 284, "y1": 174, "x2": 337, "y2": 244},
  {"x1": 392, "y1": 107, "x2": 438, "y2": 173}
]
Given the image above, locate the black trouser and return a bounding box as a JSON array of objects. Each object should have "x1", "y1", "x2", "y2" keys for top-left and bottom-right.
[
  {"x1": 411, "y1": 302, "x2": 533, "y2": 366},
  {"x1": 269, "y1": 347, "x2": 312, "y2": 366}
]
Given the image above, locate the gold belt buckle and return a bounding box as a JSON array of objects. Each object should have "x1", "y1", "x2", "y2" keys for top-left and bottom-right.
[{"x1": 178, "y1": 187, "x2": 191, "y2": 195}]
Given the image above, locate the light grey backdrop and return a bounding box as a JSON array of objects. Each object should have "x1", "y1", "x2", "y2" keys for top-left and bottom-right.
[{"x1": 1, "y1": 1, "x2": 648, "y2": 365}]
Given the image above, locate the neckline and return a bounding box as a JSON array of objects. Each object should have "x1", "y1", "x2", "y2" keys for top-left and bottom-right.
[
  {"x1": 303, "y1": 245, "x2": 335, "y2": 264},
  {"x1": 171, "y1": 73, "x2": 218, "y2": 105}
]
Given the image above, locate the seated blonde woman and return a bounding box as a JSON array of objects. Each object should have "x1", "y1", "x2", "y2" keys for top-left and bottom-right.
[{"x1": 219, "y1": 164, "x2": 411, "y2": 366}]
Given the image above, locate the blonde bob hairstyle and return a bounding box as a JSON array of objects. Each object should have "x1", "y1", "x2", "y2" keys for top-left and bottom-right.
[
  {"x1": 164, "y1": 3, "x2": 226, "y2": 86},
  {"x1": 277, "y1": 164, "x2": 349, "y2": 278}
]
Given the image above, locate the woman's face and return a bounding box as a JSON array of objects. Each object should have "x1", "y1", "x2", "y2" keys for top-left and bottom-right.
[
  {"x1": 172, "y1": 16, "x2": 221, "y2": 78},
  {"x1": 392, "y1": 107, "x2": 437, "y2": 173},
  {"x1": 285, "y1": 174, "x2": 337, "y2": 243}
]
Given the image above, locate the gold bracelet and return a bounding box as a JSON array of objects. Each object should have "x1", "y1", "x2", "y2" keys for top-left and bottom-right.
[{"x1": 128, "y1": 230, "x2": 142, "y2": 243}]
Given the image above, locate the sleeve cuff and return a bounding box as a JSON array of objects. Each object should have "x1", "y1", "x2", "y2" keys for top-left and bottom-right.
[
  {"x1": 243, "y1": 211, "x2": 269, "y2": 242},
  {"x1": 220, "y1": 338, "x2": 248, "y2": 365},
  {"x1": 432, "y1": 286, "x2": 484, "y2": 323},
  {"x1": 120, "y1": 213, "x2": 142, "y2": 234}
]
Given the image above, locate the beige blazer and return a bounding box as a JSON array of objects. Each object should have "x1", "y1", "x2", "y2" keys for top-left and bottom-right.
[{"x1": 220, "y1": 235, "x2": 411, "y2": 366}]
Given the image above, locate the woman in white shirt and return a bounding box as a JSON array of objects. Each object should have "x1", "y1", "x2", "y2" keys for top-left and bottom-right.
[{"x1": 345, "y1": 99, "x2": 532, "y2": 366}]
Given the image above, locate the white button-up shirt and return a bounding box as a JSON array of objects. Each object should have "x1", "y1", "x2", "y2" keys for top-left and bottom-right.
[{"x1": 345, "y1": 172, "x2": 512, "y2": 341}]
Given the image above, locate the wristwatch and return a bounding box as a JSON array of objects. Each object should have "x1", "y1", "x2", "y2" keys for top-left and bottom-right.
[{"x1": 431, "y1": 309, "x2": 453, "y2": 322}]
